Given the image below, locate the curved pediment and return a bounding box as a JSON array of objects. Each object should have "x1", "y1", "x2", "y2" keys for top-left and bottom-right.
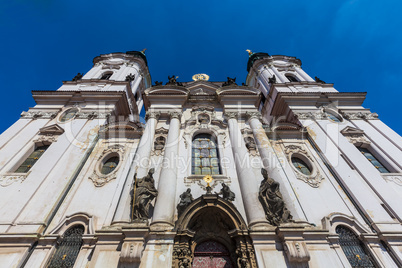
[
  {"x1": 187, "y1": 81, "x2": 220, "y2": 96},
  {"x1": 145, "y1": 85, "x2": 188, "y2": 95}
]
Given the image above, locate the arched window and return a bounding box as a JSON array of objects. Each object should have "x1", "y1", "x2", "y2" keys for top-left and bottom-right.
[
  {"x1": 192, "y1": 134, "x2": 221, "y2": 175},
  {"x1": 336, "y1": 226, "x2": 376, "y2": 267},
  {"x1": 15, "y1": 145, "x2": 49, "y2": 173},
  {"x1": 285, "y1": 74, "x2": 299, "y2": 82},
  {"x1": 47, "y1": 225, "x2": 84, "y2": 268},
  {"x1": 100, "y1": 72, "x2": 113, "y2": 80}
]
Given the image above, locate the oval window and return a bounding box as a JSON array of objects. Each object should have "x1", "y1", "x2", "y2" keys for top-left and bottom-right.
[
  {"x1": 291, "y1": 157, "x2": 312, "y2": 175},
  {"x1": 327, "y1": 112, "x2": 342, "y2": 122},
  {"x1": 60, "y1": 108, "x2": 79, "y2": 122},
  {"x1": 101, "y1": 156, "x2": 119, "y2": 175}
]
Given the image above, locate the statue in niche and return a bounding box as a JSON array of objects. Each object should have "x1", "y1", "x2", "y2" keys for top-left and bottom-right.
[
  {"x1": 268, "y1": 75, "x2": 276, "y2": 84},
  {"x1": 131, "y1": 168, "x2": 158, "y2": 221},
  {"x1": 259, "y1": 168, "x2": 292, "y2": 226},
  {"x1": 125, "y1": 73, "x2": 135, "y2": 82},
  {"x1": 315, "y1": 76, "x2": 325, "y2": 83},
  {"x1": 244, "y1": 136, "x2": 257, "y2": 151},
  {"x1": 222, "y1": 77, "x2": 237, "y2": 87},
  {"x1": 72, "y1": 73, "x2": 83, "y2": 81},
  {"x1": 198, "y1": 113, "x2": 210, "y2": 124},
  {"x1": 154, "y1": 81, "x2": 163, "y2": 86},
  {"x1": 216, "y1": 183, "x2": 235, "y2": 202},
  {"x1": 177, "y1": 188, "x2": 194, "y2": 217},
  {"x1": 154, "y1": 136, "x2": 166, "y2": 151}
]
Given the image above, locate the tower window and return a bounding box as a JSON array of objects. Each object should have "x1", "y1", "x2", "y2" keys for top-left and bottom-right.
[
  {"x1": 291, "y1": 157, "x2": 312, "y2": 175},
  {"x1": 100, "y1": 72, "x2": 113, "y2": 80},
  {"x1": 47, "y1": 225, "x2": 84, "y2": 268},
  {"x1": 285, "y1": 74, "x2": 299, "y2": 82},
  {"x1": 357, "y1": 147, "x2": 389, "y2": 173},
  {"x1": 15, "y1": 145, "x2": 49, "y2": 173},
  {"x1": 101, "y1": 156, "x2": 119, "y2": 175},
  {"x1": 336, "y1": 226, "x2": 376, "y2": 267},
  {"x1": 192, "y1": 134, "x2": 221, "y2": 175}
]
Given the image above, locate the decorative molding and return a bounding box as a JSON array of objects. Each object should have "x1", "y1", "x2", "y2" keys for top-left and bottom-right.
[
  {"x1": 245, "y1": 111, "x2": 262, "y2": 122},
  {"x1": 283, "y1": 241, "x2": 310, "y2": 263},
  {"x1": 0, "y1": 174, "x2": 28, "y2": 187},
  {"x1": 168, "y1": 111, "x2": 182, "y2": 120},
  {"x1": 76, "y1": 111, "x2": 110, "y2": 120},
  {"x1": 341, "y1": 111, "x2": 379, "y2": 120},
  {"x1": 340, "y1": 126, "x2": 371, "y2": 146},
  {"x1": 285, "y1": 144, "x2": 323, "y2": 188},
  {"x1": 33, "y1": 134, "x2": 58, "y2": 144},
  {"x1": 145, "y1": 111, "x2": 161, "y2": 120},
  {"x1": 382, "y1": 173, "x2": 402, "y2": 186},
  {"x1": 151, "y1": 128, "x2": 168, "y2": 156},
  {"x1": 242, "y1": 128, "x2": 259, "y2": 156},
  {"x1": 21, "y1": 111, "x2": 58, "y2": 120},
  {"x1": 223, "y1": 112, "x2": 238, "y2": 120},
  {"x1": 184, "y1": 175, "x2": 231, "y2": 190},
  {"x1": 89, "y1": 145, "x2": 125, "y2": 187},
  {"x1": 294, "y1": 111, "x2": 327, "y2": 120}
]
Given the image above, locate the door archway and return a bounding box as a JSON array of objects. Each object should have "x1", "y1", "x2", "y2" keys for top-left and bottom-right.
[{"x1": 193, "y1": 240, "x2": 233, "y2": 268}]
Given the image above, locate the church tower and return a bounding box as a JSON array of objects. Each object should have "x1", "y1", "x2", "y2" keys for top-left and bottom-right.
[{"x1": 0, "y1": 51, "x2": 400, "y2": 268}]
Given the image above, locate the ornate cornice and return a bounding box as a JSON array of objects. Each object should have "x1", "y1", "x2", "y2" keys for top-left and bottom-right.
[
  {"x1": 21, "y1": 111, "x2": 58, "y2": 120},
  {"x1": 341, "y1": 111, "x2": 379, "y2": 120},
  {"x1": 76, "y1": 111, "x2": 111, "y2": 120}
]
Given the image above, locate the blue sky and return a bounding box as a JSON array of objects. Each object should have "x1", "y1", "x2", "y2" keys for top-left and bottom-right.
[{"x1": 0, "y1": 0, "x2": 401, "y2": 135}]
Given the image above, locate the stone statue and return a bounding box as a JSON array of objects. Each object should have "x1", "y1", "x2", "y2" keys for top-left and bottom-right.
[
  {"x1": 315, "y1": 76, "x2": 325, "y2": 83},
  {"x1": 259, "y1": 168, "x2": 292, "y2": 226},
  {"x1": 177, "y1": 188, "x2": 194, "y2": 217},
  {"x1": 222, "y1": 77, "x2": 237, "y2": 87},
  {"x1": 125, "y1": 73, "x2": 135, "y2": 82},
  {"x1": 268, "y1": 75, "x2": 276, "y2": 84},
  {"x1": 167, "y1": 75, "x2": 177, "y2": 85},
  {"x1": 216, "y1": 183, "x2": 235, "y2": 202},
  {"x1": 154, "y1": 81, "x2": 163, "y2": 86},
  {"x1": 72, "y1": 73, "x2": 83, "y2": 81},
  {"x1": 244, "y1": 136, "x2": 257, "y2": 151},
  {"x1": 131, "y1": 168, "x2": 158, "y2": 221}
]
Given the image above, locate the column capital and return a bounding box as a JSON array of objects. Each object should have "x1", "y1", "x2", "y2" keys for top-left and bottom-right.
[
  {"x1": 145, "y1": 111, "x2": 161, "y2": 121},
  {"x1": 223, "y1": 112, "x2": 239, "y2": 120},
  {"x1": 245, "y1": 111, "x2": 262, "y2": 122},
  {"x1": 168, "y1": 111, "x2": 182, "y2": 120}
]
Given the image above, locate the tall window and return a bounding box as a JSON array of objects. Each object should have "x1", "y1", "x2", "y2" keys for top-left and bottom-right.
[
  {"x1": 192, "y1": 134, "x2": 221, "y2": 175},
  {"x1": 357, "y1": 147, "x2": 389, "y2": 173},
  {"x1": 15, "y1": 145, "x2": 49, "y2": 173},
  {"x1": 336, "y1": 226, "x2": 376, "y2": 267},
  {"x1": 47, "y1": 225, "x2": 84, "y2": 268}
]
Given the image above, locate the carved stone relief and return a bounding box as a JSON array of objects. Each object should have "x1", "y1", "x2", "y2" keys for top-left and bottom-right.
[
  {"x1": 21, "y1": 111, "x2": 58, "y2": 120},
  {"x1": 151, "y1": 128, "x2": 168, "y2": 156},
  {"x1": 284, "y1": 144, "x2": 324, "y2": 188},
  {"x1": 242, "y1": 128, "x2": 258, "y2": 156},
  {"x1": 341, "y1": 111, "x2": 379, "y2": 120},
  {"x1": 88, "y1": 144, "x2": 125, "y2": 187},
  {"x1": 340, "y1": 126, "x2": 371, "y2": 147}
]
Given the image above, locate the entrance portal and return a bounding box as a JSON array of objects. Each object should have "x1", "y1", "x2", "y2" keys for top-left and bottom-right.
[{"x1": 193, "y1": 240, "x2": 233, "y2": 268}]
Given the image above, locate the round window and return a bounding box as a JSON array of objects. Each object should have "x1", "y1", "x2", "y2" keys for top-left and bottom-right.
[
  {"x1": 60, "y1": 108, "x2": 79, "y2": 122},
  {"x1": 101, "y1": 156, "x2": 119, "y2": 175},
  {"x1": 291, "y1": 157, "x2": 312, "y2": 175},
  {"x1": 327, "y1": 112, "x2": 342, "y2": 122}
]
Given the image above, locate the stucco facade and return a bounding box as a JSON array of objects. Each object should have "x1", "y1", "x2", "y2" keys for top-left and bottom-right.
[{"x1": 0, "y1": 51, "x2": 401, "y2": 267}]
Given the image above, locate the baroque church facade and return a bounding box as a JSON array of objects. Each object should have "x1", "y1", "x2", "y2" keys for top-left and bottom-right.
[{"x1": 0, "y1": 51, "x2": 401, "y2": 267}]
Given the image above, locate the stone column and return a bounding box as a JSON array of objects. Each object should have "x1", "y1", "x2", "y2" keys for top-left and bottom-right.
[
  {"x1": 112, "y1": 111, "x2": 159, "y2": 223},
  {"x1": 246, "y1": 111, "x2": 307, "y2": 221},
  {"x1": 225, "y1": 112, "x2": 269, "y2": 228},
  {"x1": 151, "y1": 111, "x2": 182, "y2": 228}
]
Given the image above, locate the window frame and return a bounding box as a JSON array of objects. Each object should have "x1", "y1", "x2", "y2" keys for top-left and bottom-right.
[
  {"x1": 191, "y1": 133, "x2": 222, "y2": 176},
  {"x1": 100, "y1": 71, "x2": 113, "y2": 80},
  {"x1": 11, "y1": 142, "x2": 50, "y2": 174},
  {"x1": 357, "y1": 146, "x2": 390, "y2": 173},
  {"x1": 58, "y1": 107, "x2": 80, "y2": 124},
  {"x1": 285, "y1": 73, "x2": 300, "y2": 82}
]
